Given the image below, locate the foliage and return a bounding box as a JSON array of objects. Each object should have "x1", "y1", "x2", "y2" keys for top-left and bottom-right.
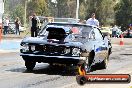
[
  {"x1": 115, "y1": 0, "x2": 132, "y2": 30},
  {"x1": 4, "y1": 0, "x2": 131, "y2": 27},
  {"x1": 79, "y1": 0, "x2": 115, "y2": 26},
  {"x1": 79, "y1": 1, "x2": 87, "y2": 20},
  {"x1": 46, "y1": 0, "x2": 76, "y2": 18},
  {"x1": 54, "y1": 0, "x2": 76, "y2": 18},
  {"x1": 46, "y1": 0, "x2": 57, "y2": 17},
  {"x1": 10, "y1": 4, "x2": 25, "y2": 25},
  {"x1": 27, "y1": 0, "x2": 49, "y2": 16},
  {"x1": 97, "y1": 0, "x2": 115, "y2": 25}
]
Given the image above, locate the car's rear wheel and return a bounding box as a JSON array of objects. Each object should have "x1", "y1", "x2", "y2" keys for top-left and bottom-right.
[{"x1": 25, "y1": 61, "x2": 36, "y2": 71}]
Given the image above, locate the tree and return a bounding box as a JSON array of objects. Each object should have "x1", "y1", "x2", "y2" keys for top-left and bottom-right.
[
  {"x1": 4, "y1": 0, "x2": 118, "y2": 26},
  {"x1": 56, "y1": 0, "x2": 69, "y2": 17},
  {"x1": 4, "y1": 0, "x2": 25, "y2": 23},
  {"x1": 115, "y1": 0, "x2": 132, "y2": 30},
  {"x1": 79, "y1": 0, "x2": 115, "y2": 26},
  {"x1": 46, "y1": 0, "x2": 57, "y2": 17},
  {"x1": 67, "y1": 0, "x2": 76, "y2": 18},
  {"x1": 27, "y1": 0, "x2": 49, "y2": 16},
  {"x1": 46, "y1": 0, "x2": 76, "y2": 18},
  {"x1": 10, "y1": 4, "x2": 25, "y2": 25},
  {"x1": 79, "y1": 1, "x2": 87, "y2": 20},
  {"x1": 96, "y1": 0, "x2": 115, "y2": 25}
]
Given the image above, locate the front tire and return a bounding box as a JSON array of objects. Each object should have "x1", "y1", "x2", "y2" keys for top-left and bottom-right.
[
  {"x1": 84, "y1": 57, "x2": 90, "y2": 73},
  {"x1": 100, "y1": 56, "x2": 108, "y2": 69},
  {"x1": 25, "y1": 61, "x2": 36, "y2": 71},
  {"x1": 79, "y1": 57, "x2": 91, "y2": 74}
]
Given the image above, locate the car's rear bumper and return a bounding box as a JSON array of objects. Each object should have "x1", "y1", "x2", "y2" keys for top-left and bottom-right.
[{"x1": 20, "y1": 53, "x2": 86, "y2": 65}]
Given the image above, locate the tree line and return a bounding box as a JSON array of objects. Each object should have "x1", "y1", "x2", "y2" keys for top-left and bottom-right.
[{"x1": 4, "y1": 0, "x2": 132, "y2": 30}]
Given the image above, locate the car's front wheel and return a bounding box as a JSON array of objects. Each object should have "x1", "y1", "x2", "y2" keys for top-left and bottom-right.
[
  {"x1": 25, "y1": 61, "x2": 36, "y2": 71},
  {"x1": 84, "y1": 57, "x2": 90, "y2": 73},
  {"x1": 100, "y1": 55, "x2": 109, "y2": 69},
  {"x1": 78, "y1": 57, "x2": 90, "y2": 75}
]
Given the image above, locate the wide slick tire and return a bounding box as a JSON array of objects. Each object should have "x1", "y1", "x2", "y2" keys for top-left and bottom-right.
[
  {"x1": 100, "y1": 55, "x2": 109, "y2": 69},
  {"x1": 25, "y1": 61, "x2": 36, "y2": 71},
  {"x1": 77, "y1": 57, "x2": 90, "y2": 75}
]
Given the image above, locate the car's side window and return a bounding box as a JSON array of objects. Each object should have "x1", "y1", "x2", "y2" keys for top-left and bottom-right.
[
  {"x1": 94, "y1": 28, "x2": 103, "y2": 40},
  {"x1": 89, "y1": 30, "x2": 95, "y2": 40}
]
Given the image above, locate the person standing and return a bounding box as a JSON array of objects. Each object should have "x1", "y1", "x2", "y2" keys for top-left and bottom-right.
[
  {"x1": 86, "y1": 13, "x2": 99, "y2": 27},
  {"x1": 31, "y1": 13, "x2": 39, "y2": 37},
  {"x1": 126, "y1": 24, "x2": 132, "y2": 38},
  {"x1": 15, "y1": 17, "x2": 21, "y2": 35},
  {"x1": 3, "y1": 17, "x2": 9, "y2": 35},
  {"x1": 129, "y1": 24, "x2": 132, "y2": 30},
  {"x1": 112, "y1": 25, "x2": 118, "y2": 37}
]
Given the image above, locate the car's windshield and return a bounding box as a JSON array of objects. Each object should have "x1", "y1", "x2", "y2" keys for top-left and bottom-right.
[{"x1": 39, "y1": 23, "x2": 92, "y2": 39}]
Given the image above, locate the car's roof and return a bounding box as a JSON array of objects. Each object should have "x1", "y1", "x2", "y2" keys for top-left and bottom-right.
[
  {"x1": 9, "y1": 22, "x2": 15, "y2": 23},
  {"x1": 47, "y1": 22, "x2": 98, "y2": 28}
]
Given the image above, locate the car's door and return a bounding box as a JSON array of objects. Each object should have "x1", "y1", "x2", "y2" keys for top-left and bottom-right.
[{"x1": 92, "y1": 28, "x2": 108, "y2": 64}]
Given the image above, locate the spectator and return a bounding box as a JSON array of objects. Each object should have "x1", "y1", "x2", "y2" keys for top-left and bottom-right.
[
  {"x1": 3, "y1": 17, "x2": 9, "y2": 35},
  {"x1": 86, "y1": 13, "x2": 99, "y2": 27},
  {"x1": 126, "y1": 24, "x2": 132, "y2": 38},
  {"x1": 15, "y1": 17, "x2": 21, "y2": 35},
  {"x1": 112, "y1": 25, "x2": 118, "y2": 37},
  {"x1": 31, "y1": 13, "x2": 40, "y2": 37},
  {"x1": 129, "y1": 24, "x2": 132, "y2": 29}
]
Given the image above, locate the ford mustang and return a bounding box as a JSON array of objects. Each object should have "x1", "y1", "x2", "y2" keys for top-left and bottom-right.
[{"x1": 20, "y1": 23, "x2": 112, "y2": 73}]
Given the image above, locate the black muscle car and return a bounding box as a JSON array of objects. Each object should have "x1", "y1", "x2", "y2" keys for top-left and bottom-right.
[{"x1": 20, "y1": 23, "x2": 112, "y2": 73}]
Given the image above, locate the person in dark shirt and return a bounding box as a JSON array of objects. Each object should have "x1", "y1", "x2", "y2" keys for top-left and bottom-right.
[
  {"x1": 127, "y1": 24, "x2": 132, "y2": 38},
  {"x1": 15, "y1": 17, "x2": 20, "y2": 35},
  {"x1": 31, "y1": 13, "x2": 39, "y2": 37}
]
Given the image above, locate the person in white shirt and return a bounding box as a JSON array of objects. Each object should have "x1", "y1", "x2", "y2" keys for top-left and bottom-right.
[
  {"x1": 3, "y1": 17, "x2": 9, "y2": 35},
  {"x1": 86, "y1": 13, "x2": 99, "y2": 27},
  {"x1": 112, "y1": 25, "x2": 118, "y2": 37}
]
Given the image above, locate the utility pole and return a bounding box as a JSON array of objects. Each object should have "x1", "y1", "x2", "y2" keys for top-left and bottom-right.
[
  {"x1": 24, "y1": 0, "x2": 27, "y2": 28},
  {"x1": 76, "y1": 0, "x2": 79, "y2": 19},
  {"x1": 24, "y1": 0, "x2": 31, "y2": 28},
  {"x1": 0, "y1": 0, "x2": 4, "y2": 41}
]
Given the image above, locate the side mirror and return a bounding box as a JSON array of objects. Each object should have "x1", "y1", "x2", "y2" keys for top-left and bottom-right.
[
  {"x1": 102, "y1": 35, "x2": 105, "y2": 40},
  {"x1": 103, "y1": 33, "x2": 110, "y2": 40}
]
